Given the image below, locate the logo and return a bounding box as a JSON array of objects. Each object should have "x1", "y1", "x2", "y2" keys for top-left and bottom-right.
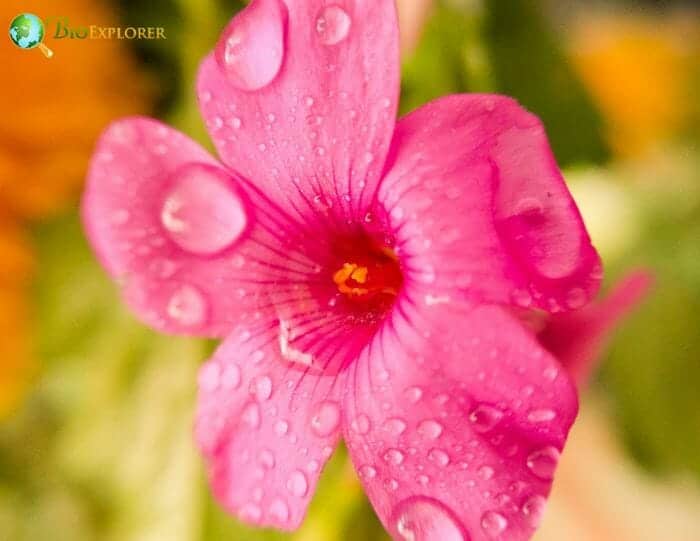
[
  {"x1": 9, "y1": 13, "x2": 53, "y2": 58},
  {"x1": 9, "y1": 13, "x2": 167, "y2": 58}
]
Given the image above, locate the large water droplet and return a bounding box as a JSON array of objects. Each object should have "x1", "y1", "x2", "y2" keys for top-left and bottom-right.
[
  {"x1": 259, "y1": 449, "x2": 276, "y2": 470},
  {"x1": 480, "y1": 510, "x2": 508, "y2": 537},
  {"x1": 417, "y1": 420, "x2": 444, "y2": 440},
  {"x1": 167, "y1": 284, "x2": 207, "y2": 327},
  {"x1": 198, "y1": 363, "x2": 221, "y2": 392},
  {"x1": 215, "y1": 0, "x2": 287, "y2": 91},
  {"x1": 161, "y1": 164, "x2": 246, "y2": 255},
  {"x1": 239, "y1": 502, "x2": 262, "y2": 521},
  {"x1": 221, "y1": 364, "x2": 241, "y2": 389},
  {"x1": 468, "y1": 404, "x2": 504, "y2": 433},
  {"x1": 315, "y1": 5, "x2": 351, "y2": 45},
  {"x1": 384, "y1": 418, "x2": 408, "y2": 436},
  {"x1": 392, "y1": 497, "x2": 468, "y2": 541},
  {"x1": 359, "y1": 464, "x2": 377, "y2": 479},
  {"x1": 526, "y1": 446, "x2": 560, "y2": 480},
  {"x1": 286, "y1": 470, "x2": 309, "y2": 497},
  {"x1": 404, "y1": 386, "x2": 424, "y2": 404},
  {"x1": 310, "y1": 401, "x2": 341, "y2": 437}
]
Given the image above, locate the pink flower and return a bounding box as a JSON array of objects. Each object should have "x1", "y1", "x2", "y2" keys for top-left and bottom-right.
[{"x1": 82, "y1": 0, "x2": 605, "y2": 539}]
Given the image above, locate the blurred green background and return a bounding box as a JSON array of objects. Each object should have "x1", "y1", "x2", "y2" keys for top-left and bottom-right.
[{"x1": 0, "y1": 0, "x2": 699, "y2": 539}]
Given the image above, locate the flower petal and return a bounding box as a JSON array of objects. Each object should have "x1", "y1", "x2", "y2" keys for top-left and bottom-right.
[
  {"x1": 196, "y1": 323, "x2": 343, "y2": 530},
  {"x1": 82, "y1": 117, "x2": 263, "y2": 337},
  {"x1": 539, "y1": 270, "x2": 653, "y2": 385},
  {"x1": 342, "y1": 301, "x2": 578, "y2": 541},
  {"x1": 197, "y1": 0, "x2": 400, "y2": 219},
  {"x1": 380, "y1": 94, "x2": 602, "y2": 313}
]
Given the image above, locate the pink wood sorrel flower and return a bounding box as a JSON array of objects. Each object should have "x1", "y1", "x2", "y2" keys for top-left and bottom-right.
[{"x1": 82, "y1": 1, "x2": 605, "y2": 539}]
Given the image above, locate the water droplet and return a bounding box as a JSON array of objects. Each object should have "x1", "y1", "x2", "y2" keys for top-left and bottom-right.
[
  {"x1": 215, "y1": 0, "x2": 287, "y2": 91},
  {"x1": 231, "y1": 116, "x2": 243, "y2": 129},
  {"x1": 417, "y1": 420, "x2": 444, "y2": 440},
  {"x1": 250, "y1": 375, "x2": 273, "y2": 401},
  {"x1": 268, "y1": 498, "x2": 289, "y2": 523},
  {"x1": 167, "y1": 285, "x2": 207, "y2": 327},
  {"x1": 242, "y1": 402, "x2": 261, "y2": 429},
  {"x1": 384, "y1": 478, "x2": 399, "y2": 491},
  {"x1": 468, "y1": 405, "x2": 504, "y2": 433},
  {"x1": 259, "y1": 449, "x2": 275, "y2": 469},
  {"x1": 161, "y1": 165, "x2": 246, "y2": 255},
  {"x1": 221, "y1": 364, "x2": 241, "y2": 389},
  {"x1": 286, "y1": 470, "x2": 308, "y2": 497},
  {"x1": 239, "y1": 502, "x2": 262, "y2": 521},
  {"x1": 527, "y1": 409, "x2": 556, "y2": 423},
  {"x1": 392, "y1": 497, "x2": 467, "y2": 541},
  {"x1": 522, "y1": 494, "x2": 546, "y2": 528},
  {"x1": 359, "y1": 464, "x2": 377, "y2": 479},
  {"x1": 417, "y1": 474, "x2": 430, "y2": 486},
  {"x1": 428, "y1": 448, "x2": 450, "y2": 467},
  {"x1": 478, "y1": 465, "x2": 495, "y2": 480},
  {"x1": 315, "y1": 5, "x2": 351, "y2": 45},
  {"x1": 383, "y1": 448, "x2": 405, "y2": 465},
  {"x1": 274, "y1": 419, "x2": 289, "y2": 436},
  {"x1": 526, "y1": 446, "x2": 560, "y2": 480},
  {"x1": 384, "y1": 418, "x2": 407, "y2": 436},
  {"x1": 480, "y1": 510, "x2": 508, "y2": 537},
  {"x1": 198, "y1": 363, "x2": 220, "y2": 391},
  {"x1": 310, "y1": 401, "x2": 341, "y2": 437},
  {"x1": 404, "y1": 386, "x2": 423, "y2": 404},
  {"x1": 351, "y1": 414, "x2": 371, "y2": 434}
]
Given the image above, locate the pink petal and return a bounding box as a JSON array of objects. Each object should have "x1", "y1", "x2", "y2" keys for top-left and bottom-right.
[
  {"x1": 380, "y1": 94, "x2": 602, "y2": 314},
  {"x1": 197, "y1": 0, "x2": 400, "y2": 220},
  {"x1": 82, "y1": 117, "x2": 283, "y2": 337},
  {"x1": 539, "y1": 270, "x2": 653, "y2": 386},
  {"x1": 342, "y1": 302, "x2": 578, "y2": 541},
  {"x1": 196, "y1": 323, "x2": 343, "y2": 530}
]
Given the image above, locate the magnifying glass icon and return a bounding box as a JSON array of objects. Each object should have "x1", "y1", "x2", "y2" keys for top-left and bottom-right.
[{"x1": 9, "y1": 13, "x2": 54, "y2": 58}]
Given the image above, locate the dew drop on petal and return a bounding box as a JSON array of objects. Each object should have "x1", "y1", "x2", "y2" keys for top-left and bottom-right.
[
  {"x1": 526, "y1": 446, "x2": 560, "y2": 480},
  {"x1": 384, "y1": 418, "x2": 407, "y2": 436},
  {"x1": 480, "y1": 510, "x2": 508, "y2": 537},
  {"x1": 468, "y1": 404, "x2": 504, "y2": 433},
  {"x1": 404, "y1": 386, "x2": 424, "y2": 404},
  {"x1": 215, "y1": 0, "x2": 287, "y2": 90},
  {"x1": 167, "y1": 285, "x2": 207, "y2": 327},
  {"x1": 268, "y1": 498, "x2": 289, "y2": 523},
  {"x1": 359, "y1": 464, "x2": 377, "y2": 479},
  {"x1": 351, "y1": 414, "x2": 371, "y2": 434},
  {"x1": 249, "y1": 375, "x2": 273, "y2": 402},
  {"x1": 259, "y1": 449, "x2": 276, "y2": 469},
  {"x1": 417, "y1": 420, "x2": 444, "y2": 440},
  {"x1": 242, "y1": 402, "x2": 261, "y2": 429},
  {"x1": 428, "y1": 448, "x2": 450, "y2": 467},
  {"x1": 391, "y1": 497, "x2": 468, "y2": 541},
  {"x1": 239, "y1": 502, "x2": 262, "y2": 522},
  {"x1": 566, "y1": 287, "x2": 587, "y2": 309},
  {"x1": 286, "y1": 470, "x2": 308, "y2": 497},
  {"x1": 274, "y1": 419, "x2": 289, "y2": 436},
  {"x1": 315, "y1": 5, "x2": 351, "y2": 45},
  {"x1": 310, "y1": 401, "x2": 341, "y2": 437},
  {"x1": 383, "y1": 448, "x2": 405, "y2": 466},
  {"x1": 221, "y1": 364, "x2": 241, "y2": 389},
  {"x1": 527, "y1": 408, "x2": 556, "y2": 423},
  {"x1": 522, "y1": 494, "x2": 547, "y2": 528},
  {"x1": 161, "y1": 165, "x2": 247, "y2": 255},
  {"x1": 198, "y1": 363, "x2": 220, "y2": 391}
]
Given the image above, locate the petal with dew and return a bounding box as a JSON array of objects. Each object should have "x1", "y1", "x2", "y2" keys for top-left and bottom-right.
[
  {"x1": 342, "y1": 302, "x2": 578, "y2": 541},
  {"x1": 195, "y1": 323, "x2": 343, "y2": 530},
  {"x1": 197, "y1": 0, "x2": 400, "y2": 221},
  {"x1": 82, "y1": 117, "x2": 262, "y2": 337},
  {"x1": 380, "y1": 94, "x2": 602, "y2": 314}
]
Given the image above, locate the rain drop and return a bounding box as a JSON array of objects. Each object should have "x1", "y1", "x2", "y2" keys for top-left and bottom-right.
[
  {"x1": 522, "y1": 494, "x2": 546, "y2": 528},
  {"x1": 527, "y1": 409, "x2": 556, "y2": 423},
  {"x1": 167, "y1": 285, "x2": 207, "y2": 327},
  {"x1": 417, "y1": 420, "x2": 444, "y2": 440},
  {"x1": 428, "y1": 448, "x2": 450, "y2": 467},
  {"x1": 286, "y1": 470, "x2": 309, "y2": 497},
  {"x1": 480, "y1": 510, "x2": 508, "y2": 537},
  {"x1": 215, "y1": 0, "x2": 287, "y2": 90},
  {"x1": 468, "y1": 404, "x2": 504, "y2": 433},
  {"x1": 250, "y1": 375, "x2": 273, "y2": 401},
  {"x1": 242, "y1": 402, "x2": 261, "y2": 429},
  {"x1": 310, "y1": 401, "x2": 341, "y2": 437},
  {"x1": 160, "y1": 164, "x2": 246, "y2": 255},
  {"x1": 315, "y1": 5, "x2": 352, "y2": 45},
  {"x1": 268, "y1": 498, "x2": 290, "y2": 523},
  {"x1": 383, "y1": 448, "x2": 405, "y2": 466},
  {"x1": 526, "y1": 446, "x2": 560, "y2": 480},
  {"x1": 392, "y1": 497, "x2": 468, "y2": 541},
  {"x1": 351, "y1": 414, "x2": 371, "y2": 434}
]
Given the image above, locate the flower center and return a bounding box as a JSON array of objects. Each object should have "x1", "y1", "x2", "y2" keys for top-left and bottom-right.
[{"x1": 331, "y1": 239, "x2": 402, "y2": 305}]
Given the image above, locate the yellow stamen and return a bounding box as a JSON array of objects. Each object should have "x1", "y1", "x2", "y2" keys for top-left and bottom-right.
[{"x1": 333, "y1": 263, "x2": 370, "y2": 296}]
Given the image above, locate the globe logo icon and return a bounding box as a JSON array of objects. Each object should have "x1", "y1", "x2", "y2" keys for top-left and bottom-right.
[{"x1": 9, "y1": 13, "x2": 54, "y2": 58}]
